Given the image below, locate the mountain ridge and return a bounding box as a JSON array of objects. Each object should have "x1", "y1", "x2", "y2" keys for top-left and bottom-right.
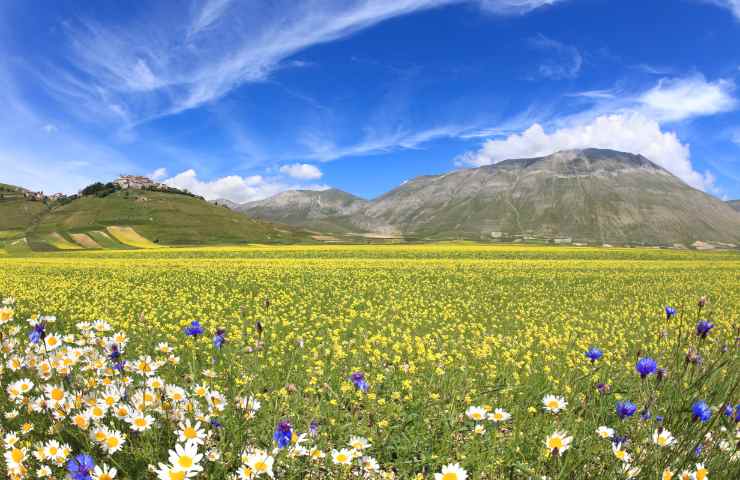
[{"x1": 236, "y1": 149, "x2": 740, "y2": 245}]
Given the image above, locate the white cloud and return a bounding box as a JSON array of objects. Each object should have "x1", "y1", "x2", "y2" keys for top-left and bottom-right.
[
  {"x1": 148, "y1": 167, "x2": 168, "y2": 180},
  {"x1": 479, "y1": 0, "x2": 564, "y2": 14},
  {"x1": 456, "y1": 113, "x2": 715, "y2": 191},
  {"x1": 529, "y1": 34, "x2": 582, "y2": 80},
  {"x1": 37, "y1": 0, "x2": 564, "y2": 124},
  {"x1": 42, "y1": 124, "x2": 58, "y2": 133},
  {"x1": 704, "y1": 0, "x2": 740, "y2": 19},
  {"x1": 638, "y1": 75, "x2": 736, "y2": 122},
  {"x1": 164, "y1": 169, "x2": 328, "y2": 203},
  {"x1": 279, "y1": 163, "x2": 323, "y2": 179}
]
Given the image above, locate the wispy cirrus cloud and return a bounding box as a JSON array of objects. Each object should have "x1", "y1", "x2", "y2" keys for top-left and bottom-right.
[
  {"x1": 298, "y1": 124, "x2": 486, "y2": 162},
  {"x1": 36, "y1": 0, "x2": 565, "y2": 126},
  {"x1": 703, "y1": 0, "x2": 740, "y2": 19},
  {"x1": 529, "y1": 34, "x2": 582, "y2": 80}
]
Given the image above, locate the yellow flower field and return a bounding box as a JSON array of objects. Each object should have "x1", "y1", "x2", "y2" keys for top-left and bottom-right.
[{"x1": 0, "y1": 245, "x2": 738, "y2": 479}]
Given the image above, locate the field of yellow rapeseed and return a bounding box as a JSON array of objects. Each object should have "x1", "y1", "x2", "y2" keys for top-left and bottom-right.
[{"x1": 0, "y1": 244, "x2": 738, "y2": 479}]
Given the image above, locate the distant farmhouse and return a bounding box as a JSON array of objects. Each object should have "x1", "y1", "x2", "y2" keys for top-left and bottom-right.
[{"x1": 113, "y1": 175, "x2": 167, "y2": 190}]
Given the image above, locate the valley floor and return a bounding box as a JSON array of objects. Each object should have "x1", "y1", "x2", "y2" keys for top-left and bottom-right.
[{"x1": 1, "y1": 245, "x2": 738, "y2": 478}]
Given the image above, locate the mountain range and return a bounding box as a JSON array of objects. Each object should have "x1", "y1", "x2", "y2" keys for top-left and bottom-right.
[
  {"x1": 2, "y1": 149, "x2": 739, "y2": 251},
  {"x1": 238, "y1": 149, "x2": 740, "y2": 246}
]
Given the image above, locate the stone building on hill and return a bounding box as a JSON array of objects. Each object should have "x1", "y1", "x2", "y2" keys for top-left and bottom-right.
[{"x1": 114, "y1": 175, "x2": 165, "y2": 190}]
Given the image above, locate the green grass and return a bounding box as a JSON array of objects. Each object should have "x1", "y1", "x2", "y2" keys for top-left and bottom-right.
[{"x1": 27, "y1": 190, "x2": 308, "y2": 246}]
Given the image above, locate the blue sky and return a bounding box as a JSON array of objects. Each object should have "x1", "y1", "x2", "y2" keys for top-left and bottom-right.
[{"x1": 2, "y1": 0, "x2": 740, "y2": 202}]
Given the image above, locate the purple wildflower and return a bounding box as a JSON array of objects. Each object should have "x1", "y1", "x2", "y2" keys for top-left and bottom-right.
[
  {"x1": 616, "y1": 401, "x2": 637, "y2": 420},
  {"x1": 585, "y1": 347, "x2": 603, "y2": 362},
  {"x1": 273, "y1": 420, "x2": 293, "y2": 449},
  {"x1": 691, "y1": 401, "x2": 712, "y2": 423},
  {"x1": 350, "y1": 372, "x2": 369, "y2": 392},
  {"x1": 695, "y1": 320, "x2": 714, "y2": 339},
  {"x1": 67, "y1": 453, "x2": 95, "y2": 480},
  {"x1": 213, "y1": 328, "x2": 226, "y2": 349},
  {"x1": 635, "y1": 357, "x2": 657, "y2": 379},
  {"x1": 184, "y1": 320, "x2": 204, "y2": 337}
]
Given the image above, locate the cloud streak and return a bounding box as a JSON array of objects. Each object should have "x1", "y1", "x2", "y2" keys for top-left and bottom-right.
[
  {"x1": 38, "y1": 0, "x2": 564, "y2": 125},
  {"x1": 529, "y1": 34, "x2": 582, "y2": 80}
]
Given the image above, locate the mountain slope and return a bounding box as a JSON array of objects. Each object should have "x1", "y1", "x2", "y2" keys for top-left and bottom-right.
[
  {"x1": 28, "y1": 189, "x2": 307, "y2": 246},
  {"x1": 0, "y1": 183, "x2": 48, "y2": 236},
  {"x1": 728, "y1": 200, "x2": 740, "y2": 212},
  {"x1": 239, "y1": 188, "x2": 396, "y2": 235},
  {"x1": 236, "y1": 149, "x2": 740, "y2": 245},
  {"x1": 367, "y1": 149, "x2": 740, "y2": 244}
]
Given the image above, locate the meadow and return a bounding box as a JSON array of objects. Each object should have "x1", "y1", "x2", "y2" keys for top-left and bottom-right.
[{"x1": 0, "y1": 244, "x2": 738, "y2": 479}]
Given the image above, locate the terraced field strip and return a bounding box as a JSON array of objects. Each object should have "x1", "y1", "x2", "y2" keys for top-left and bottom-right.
[
  {"x1": 106, "y1": 226, "x2": 161, "y2": 249},
  {"x1": 70, "y1": 233, "x2": 103, "y2": 249},
  {"x1": 45, "y1": 232, "x2": 83, "y2": 250}
]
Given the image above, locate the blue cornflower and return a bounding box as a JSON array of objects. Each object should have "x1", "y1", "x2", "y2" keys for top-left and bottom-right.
[
  {"x1": 655, "y1": 415, "x2": 664, "y2": 424},
  {"x1": 109, "y1": 344, "x2": 121, "y2": 361},
  {"x1": 612, "y1": 434, "x2": 628, "y2": 446},
  {"x1": 635, "y1": 357, "x2": 657, "y2": 379},
  {"x1": 694, "y1": 444, "x2": 703, "y2": 457},
  {"x1": 112, "y1": 360, "x2": 125, "y2": 372},
  {"x1": 735, "y1": 404, "x2": 740, "y2": 422},
  {"x1": 213, "y1": 328, "x2": 226, "y2": 349},
  {"x1": 309, "y1": 419, "x2": 319, "y2": 437},
  {"x1": 350, "y1": 372, "x2": 369, "y2": 392},
  {"x1": 273, "y1": 420, "x2": 293, "y2": 449},
  {"x1": 29, "y1": 322, "x2": 46, "y2": 344},
  {"x1": 695, "y1": 320, "x2": 714, "y2": 339},
  {"x1": 665, "y1": 306, "x2": 676, "y2": 319},
  {"x1": 67, "y1": 453, "x2": 95, "y2": 480},
  {"x1": 691, "y1": 401, "x2": 712, "y2": 423},
  {"x1": 640, "y1": 409, "x2": 651, "y2": 421},
  {"x1": 585, "y1": 347, "x2": 603, "y2": 362},
  {"x1": 184, "y1": 320, "x2": 204, "y2": 337},
  {"x1": 616, "y1": 401, "x2": 637, "y2": 420},
  {"x1": 210, "y1": 418, "x2": 222, "y2": 429}
]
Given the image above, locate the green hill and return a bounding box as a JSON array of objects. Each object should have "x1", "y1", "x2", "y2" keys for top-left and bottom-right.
[
  {"x1": 29, "y1": 189, "x2": 306, "y2": 247},
  {"x1": 0, "y1": 183, "x2": 49, "y2": 240},
  {"x1": 1, "y1": 184, "x2": 308, "y2": 251}
]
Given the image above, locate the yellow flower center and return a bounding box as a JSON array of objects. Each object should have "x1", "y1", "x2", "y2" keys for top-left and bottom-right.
[
  {"x1": 548, "y1": 437, "x2": 563, "y2": 450},
  {"x1": 51, "y1": 389, "x2": 64, "y2": 401},
  {"x1": 169, "y1": 471, "x2": 186, "y2": 480},
  {"x1": 547, "y1": 400, "x2": 559, "y2": 409},
  {"x1": 11, "y1": 448, "x2": 23, "y2": 463},
  {"x1": 442, "y1": 473, "x2": 458, "y2": 480},
  {"x1": 336, "y1": 453, "x2": 348, "y2": 463},
  {"x1": 255, "y1": 461, "x2": 268, "y2": 472},
  {"x1": 178, "y1": 456, "x2": 193, "y2": 469},
  {"x1": 184, "y1": 427, "x2": 197, "y2": 439},
  {"x1": 106, "y1": 437, "x2": 120, "y2": 449}
]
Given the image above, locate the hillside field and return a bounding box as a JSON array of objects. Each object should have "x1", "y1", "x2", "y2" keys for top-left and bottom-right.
[{"x1": 0, "y1": 245, "x2": 738, "y2": 479}]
